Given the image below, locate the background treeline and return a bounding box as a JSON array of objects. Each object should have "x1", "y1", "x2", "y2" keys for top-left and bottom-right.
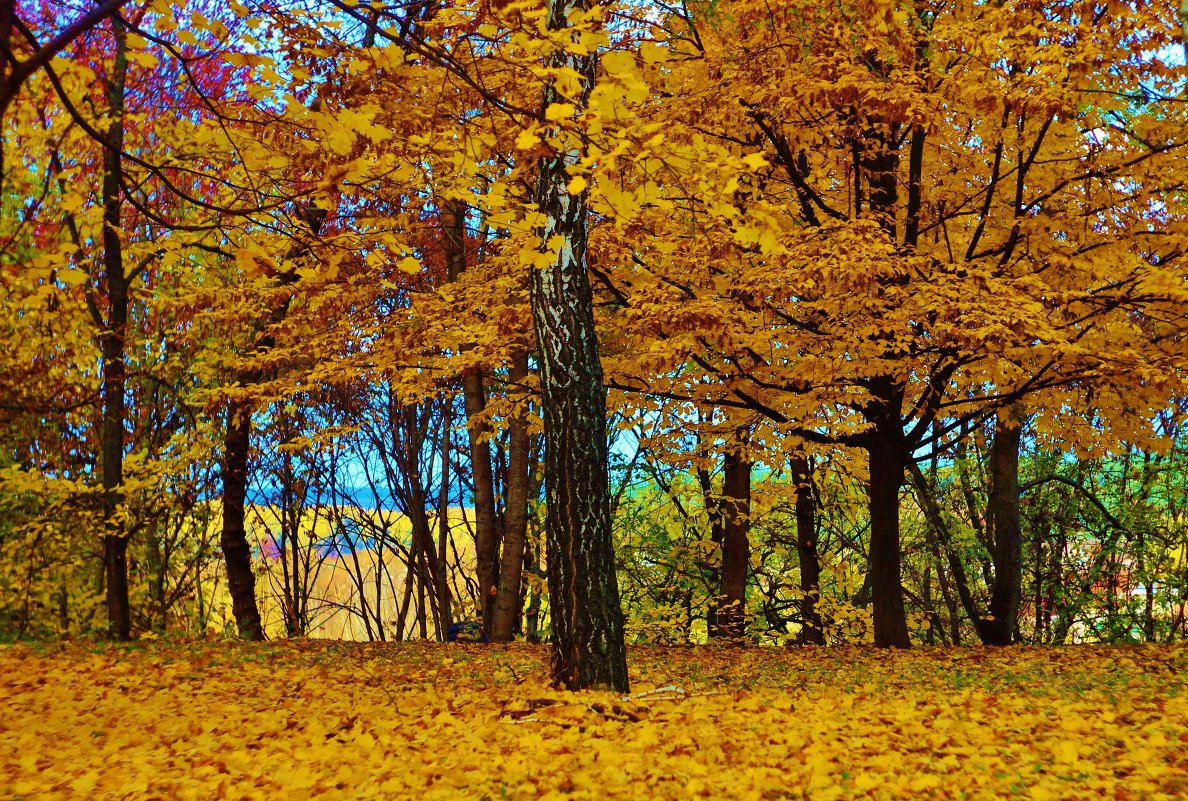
[
  {"x1": 4, "y1": 390, "x2": 1186, "y2": 646},
  {"x1": 1, "y1": 0, "x2": 1185, "y2": 650}
]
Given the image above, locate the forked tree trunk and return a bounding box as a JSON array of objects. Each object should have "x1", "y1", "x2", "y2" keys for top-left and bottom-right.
[{"x1": 530, "y1": 0, "x2": 628, "y2": 692}]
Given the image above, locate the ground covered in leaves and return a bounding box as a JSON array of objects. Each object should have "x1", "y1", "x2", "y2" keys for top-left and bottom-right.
[{"x1": 2, "y1": 640, "x2": 1186, "y2": 800}]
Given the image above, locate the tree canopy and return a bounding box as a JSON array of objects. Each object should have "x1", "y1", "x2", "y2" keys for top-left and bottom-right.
[{"x1": 1, "y1": 0, "x2": 1186, "y2": 684}]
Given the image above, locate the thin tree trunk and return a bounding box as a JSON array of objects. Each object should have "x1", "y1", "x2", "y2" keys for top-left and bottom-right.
[
  {"x1": 436, "y1": 402, "x2": 453, "y2": 635},
  {"x1": 790, "y1": 454, "x2": 824, "y2": 644},
  {"x1": 221, "y1": 399, "x2": 264, "y2": 640},
  {"x1": 442, "y1": 200, "x2": 502, "y2": 630},
  {"x1": 401, "y1": 404, "x2": 445, "y2": 637},
  {"x1": 530, "y1": 0, "x2": 628, "y2": 692},
  {"x1": 697, "y1": 449, "x2": 724, "y2": 636},
  {"x1": 524, "y1": 537, "x2": 543, "y2": 643},
  {"x1": 909, "y1": 460, "x2": 989, "y2": 642},
  {"x1": 99, "y1": 15, "x2": 130, "y2": 641},
  {"x1": 217, "y1": 205, "x2": 324, "y2": 640},
  {"x1": 491, "y1": 353, "x2": 532, "y2": 641}
]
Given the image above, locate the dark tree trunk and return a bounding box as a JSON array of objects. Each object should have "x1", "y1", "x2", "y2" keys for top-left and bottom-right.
[
  {"x1": 716, "y1": 450, "x2": 751, "y2": 641},
  {"x1": 442, "y1": 200, "x2": 502, "y2": 631},
  {"x1": 790, "y1": 454, "x2": 824, "y2": 645},
  {"x1": 217, "y1": 203, "x2": 323, "y2": 641},
  {"x1": 100, "y1": 18, "x2": 130, "y2": 641},
  {"x1": 401, "y1": 405, "x2": 445, "y2": 638},
  {"x1": 221, "y1": 399, "x2": 265, "y2": 640},
  {"x1": 866, "y1": 422, "x2": 911, "y2": 648},
  {"x1": 856, "y1": 109, "x2": 910, "y2": 647},
  {"x1": 697, "y1": 461, "x2": 724, "y2": 636},
  {"x1": 524, "y1": 537, "x2": 543, "y2": 643},
  {"x1": 984, "y1": 405, "x2": 1024, "y2": 645},
  {"x1": 436, "y1": 402, "x2": 454, "y2": 637},
  {"x1": 492, "y1": 353, "x2": 532, "y2": 641},
  {"x1": 530, "y1": 0, "x2": 628, "y2": 692}
]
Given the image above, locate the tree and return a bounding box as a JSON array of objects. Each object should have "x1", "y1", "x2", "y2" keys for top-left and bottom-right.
[
  {"x1": 530, "y1": 0, "x2": 628, "y2": 690},
  {"x1": 588, "y1": 0, "x2": 1188, "y2": 647}
]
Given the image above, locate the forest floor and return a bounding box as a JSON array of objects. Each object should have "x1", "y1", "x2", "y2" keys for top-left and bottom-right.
[{"x1": 2, "y1": 640, "x2": 1186, "y2": 800}]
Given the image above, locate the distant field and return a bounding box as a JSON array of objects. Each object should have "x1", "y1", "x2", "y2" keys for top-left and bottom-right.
[
  {"x1": 212, "y1": 504, "x2": 481, "y2": 640},
  {"x1": 2, "y1": 641, "x2": 1185, "y2": 800}
]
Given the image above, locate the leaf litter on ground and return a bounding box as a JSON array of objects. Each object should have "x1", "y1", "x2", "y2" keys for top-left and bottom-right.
[{"x1": 1, "y1": 640, "x2": 1185, "y2": 800}]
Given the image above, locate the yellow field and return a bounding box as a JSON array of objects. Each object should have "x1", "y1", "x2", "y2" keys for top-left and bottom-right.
[{"x1": 202, "y1": 505, "x2": 481, "y2": 640}]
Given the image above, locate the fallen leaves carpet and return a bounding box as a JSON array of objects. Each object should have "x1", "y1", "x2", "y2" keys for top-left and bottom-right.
[{"x1": 2, "y1": 641, "x2": 1185, "y2": 800}]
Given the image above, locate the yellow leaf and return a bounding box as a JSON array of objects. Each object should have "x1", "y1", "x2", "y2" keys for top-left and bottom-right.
[
  {"x1": 602, "y1": 51, "x2": 636, "y2": 75},
  {"x1": 640, "y1": 41, "x2": 670, "y2": 64},
  {"x1": 515, "y1": 128, "x2": 542, "y2": 150},
  {"x1": 742, "y1": 152, "x2": 768, "y2": 171},
  {"x1": 544, "y1": 103, "x2": 577, "y2": 122}
]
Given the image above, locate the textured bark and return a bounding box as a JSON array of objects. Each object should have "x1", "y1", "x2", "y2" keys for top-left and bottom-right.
[
  {"x1": 530, "y1": 0, "x2": 628, "y2": 692},
  {"x1": 984, "y1": 405, "x2": 1024, "y2": 645},
  {"x1": 221, "y1": 399, "x2": 265, "y2": 640},
  {"x1": 716, "y1": 450, "x2": 751, "y2": 642},
  {"x1": 790, "y1": 454, "x2": 824, "y2": 645},
  {"x1": 99, "y1": 19, "x2": 130, "y2": 641},
  {"x1": 491, "y1": 353, "x2": 532, "y2": 641}
]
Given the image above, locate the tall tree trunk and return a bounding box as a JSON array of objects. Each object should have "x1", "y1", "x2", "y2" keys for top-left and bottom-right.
[
  {"x1": 217, "y1": 205, "x2": 323, "y2": 640},
  {"x1": 984, "y1": 404, "x2": 1024, "y2": 645},
  {"x1": 866, "y1": 412, "x2": 911, "y2": 648},
  {"x1": 221, "y1": 399, "x2": 264, "y2": 640},
  {"x1": 100, "y1": 17, "x2": 130, "y2": 641},
  {"x1": 491, "y1": 353, "x2": 532, "y2": 641},
  {"x1": 442, "y1": 200, "x2": 502, "y2": 630},
  {"x1": 790, "y1": 454, "x2": 824, "y2": 644},
  {"x1": 856, "y1": 107, "x2": 910, "y2": 648},
  {"x1": 465, "y1": 377, "x2": 500, "y2": 629},
  {"x1": 436, "y1": 401, "x2": 453, "y2": 635},
  {"x1": 716, "y1": 450, "x2": 751, "y2": 641},
  {"x1": 530, "y1": 0, "x2": 628, "y2": 692}
]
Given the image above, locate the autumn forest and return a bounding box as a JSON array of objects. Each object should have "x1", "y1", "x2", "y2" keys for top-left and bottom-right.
[{"x1": 2, "y1": 0, "x2": 1187, "y2": 796}]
